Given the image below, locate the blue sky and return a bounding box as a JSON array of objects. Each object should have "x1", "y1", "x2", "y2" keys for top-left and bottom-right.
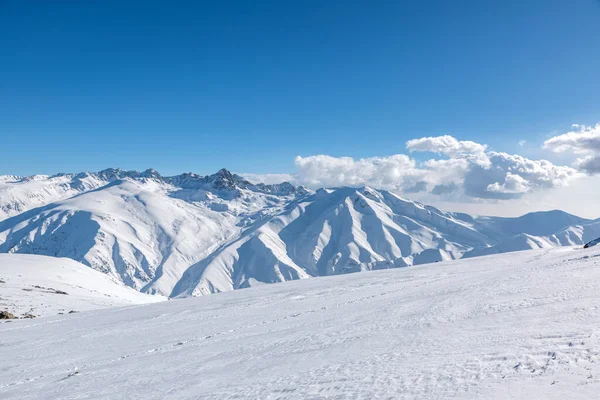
[{"x1": 1, "y1": 0, "x2": 600, "y2": 177}]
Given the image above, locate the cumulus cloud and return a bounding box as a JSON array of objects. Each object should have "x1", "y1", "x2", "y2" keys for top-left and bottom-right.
[
  {"x1": 486, "y1": 172, "x2": 530, "y2": 195},
  {"x1": 293, "y1": 154, "x2": 425, "y2": 191},
  {"x1": 431, "y1": 183, "x2": 459, "y2": 195},
  {"x1": 404, "y1": 181, "x2": 428, "y2": 193},
  {"x1": 241, "y1": 134, "x2": 580, "y2": 202},
  {"x1": 291, "y1": 135, "x2": 578, "y2": 200},
  {"x1": 461, "y1": 152, "x2": 577, "y2": 199},
  {"x1": 406, "y1": 135, "x2": 487, "y2": 156},
  {"x1": 544, "y1": 123, "x2": 600, "y2": 154},
  {"x1": 575, "y1": 156, "x2": 600, "y2": 175},
  {"x1": 544, "y1": 123, "x2": 600, "y2": 174}
]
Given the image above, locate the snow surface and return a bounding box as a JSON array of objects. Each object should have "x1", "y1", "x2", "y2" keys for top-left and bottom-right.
[
  {"x1": 0, "y1": 254, "x2": 164, "y2": 317},
  {"x1": 1, "y1": 246, "x2": 600, "y2": 399}
]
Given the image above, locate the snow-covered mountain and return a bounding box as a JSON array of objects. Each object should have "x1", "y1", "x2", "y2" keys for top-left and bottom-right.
[
  {"x1": 0, "y1": 168, "x2": 597, "y2": 297},
  {"x1": 0, "y1": 168, "x2": 162, "y2": 220},
  {"x1": 0, "y1": 169, "x2": 310, "y2": 296},
  {"x1": 3, "y1": 246, "x2": 600, "y2": 399},
  {"x1": 0, "y1": 254, "x2": 164, "y2": 317}
]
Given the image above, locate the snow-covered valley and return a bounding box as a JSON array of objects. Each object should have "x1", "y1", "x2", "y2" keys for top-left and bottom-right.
[
  {"x1": 1, "y1": 168, "x2": 599, "y2": 299},
  {"x1": 2, "y1": 246, "x2": 600, "y2": 399}
]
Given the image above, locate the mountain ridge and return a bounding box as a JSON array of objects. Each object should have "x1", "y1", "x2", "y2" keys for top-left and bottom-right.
[
  {"x1": 0, "y1": 168, "x2": 596, "y2": 297},
  {"x1": 0, "y1": 168, "x2": 307, "y2": 220}
]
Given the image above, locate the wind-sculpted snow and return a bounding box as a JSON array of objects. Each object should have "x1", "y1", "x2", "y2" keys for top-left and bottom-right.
[
  {"x1": 2, "y1": 247, "x2": 600, "y2": 398},
  {"x1": 0, "y1": 168, "x2": 598, "y2": 297}
]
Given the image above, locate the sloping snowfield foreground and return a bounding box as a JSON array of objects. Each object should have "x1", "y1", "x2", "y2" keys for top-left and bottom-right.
[
  {"x1": 2, "y1": 247, "x2": 600, "y2": 399},
  {"x1": 0, "y1": 254, "x2": 164, "y2": 317}
]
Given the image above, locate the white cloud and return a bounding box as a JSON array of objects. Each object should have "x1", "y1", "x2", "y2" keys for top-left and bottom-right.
[
  {"x1": 406, "y1": 135, "x2": 487, "y2": 156},
  {"x1": 518, "y1": 140, "x2": 527, "y2": 147},
  {"x1": 293, "y1": 154, "x2": 425, "y2": 190},
  {"x1": 240, "y1": 173, "x2": 295, "y2": 185},
  {"x1": 431, "y1": 183, "x2": 459, "y2": 195},
  {"x1": 486, "y1": 172, "x2": 530, "y2": 194},
  {"x1": 410, "y1": 137, "x2": 578, "y2": 200},
  {"x1": 404, "y1": 181, "x2": 428, "y2": 193},
  {"x1": 483, "y1": 152, "x2": 576, "y2": 190},
  {"x1": 544, "y1": 123, "x2": 600, "y2": 174},
  {"x1": 575, "y1": 156, "x2": 600, "y2": 174},
  {"x1": 288, "y1": 136, "x2": 578, "y2": 201},
  {"x1": 543, "y1": 123, "x2": 600, "y2": 154},
  {"x1": 432, "y1": 175, "x2": 600, "y2": 219},
  {"x1": 242, "y1": 135, "x2": 580, "y2": 203}
]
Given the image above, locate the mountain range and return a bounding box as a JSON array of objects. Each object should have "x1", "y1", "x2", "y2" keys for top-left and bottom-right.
[{"x1": 1, "y1": 168, "x2": 599, "y2": 297}]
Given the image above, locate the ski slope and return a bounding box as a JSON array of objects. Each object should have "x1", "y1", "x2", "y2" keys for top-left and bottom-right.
[
  {"x1": 0, "y1": 254, "x2": 165, "y2": 317},
  {"x1": 1, "y1": 246, "x2": 600, "y2": 399}
]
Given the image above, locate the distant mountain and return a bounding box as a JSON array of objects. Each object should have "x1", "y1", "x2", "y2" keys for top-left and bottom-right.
[
  {"x1": 0, "y1": 168, "x2": 306, "y2": 220},
  {"x1": 0, "y1": 168, "x2": 596, "y2": 297},
  {"x1": 463, "y1": 219, "x2": 600, "y2": 259}
]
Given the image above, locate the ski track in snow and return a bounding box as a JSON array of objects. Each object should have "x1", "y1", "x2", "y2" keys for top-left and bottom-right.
[{"x1": 2, "y1": 246, "x2": 600, "y2": 399}]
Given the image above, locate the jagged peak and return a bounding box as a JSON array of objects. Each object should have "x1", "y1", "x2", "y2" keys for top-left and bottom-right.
[
  {"x1": 3, "y1": 167, "x2": 308, "y2": 198},
  {"x1": 0, "y1": 175, "x2": 25, "y2": 183},
  {"x1": 166, "y1": 169, "x2": 310, "y2": 197},
  {"x1": 215, "y1": 168, "x2": 234, "y2": 178},
  {"x1": 141, "y1": 168, "x2": 161, "y2": 178},
  {"x1": 208, "y1": 168, "x2": 249, "y2": 184}
]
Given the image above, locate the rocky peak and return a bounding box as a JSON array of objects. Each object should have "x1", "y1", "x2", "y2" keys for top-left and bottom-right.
[
  {"x1": 215, "y1": 168, "x2": 234, "y2": 180},
  {"x1": 141, "y1": 168, "x2": 161, "y2": 179},
  {"x1": 96, "y1": 168, "x2": 127, "y2": 181},
  {"x1": 210, "y1": 168, "x2": 236, "y2": 188}
]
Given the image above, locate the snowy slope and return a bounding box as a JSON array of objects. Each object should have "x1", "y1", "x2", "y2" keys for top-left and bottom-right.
[
  {"x1": 462, "y1": 233, "x2": 556, "y2": 258},
  {"x1": 551, "y1": 220, "x2": 600, "y2": 246},
  {"x1": 173, "y1": 187, "x2": 495, "y2": 296},
  {"x1": 0, "y1": 169, "x2": 309, "y2": 296},
  {"x1": 0, "y1": 177, "x2": 504, "y2": 297},
  {"x1": 0, "y1": 254, "x2": 164, "y2": 317},
  {"x1": 471, "y1": 210, "x2": 590, "y2": 239},
  {"x1": 465, "y1": 219, "x2": 600, "y2": 258},
  {"x1": 0, "y1": 168, "x2": 161, "y2": 220},
  {"x1": 2, "y1": 246, "x2": 600, "y2": 399},
  {"x1": 0, "y1": 168, "x2": 597, "y2": 297}
]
